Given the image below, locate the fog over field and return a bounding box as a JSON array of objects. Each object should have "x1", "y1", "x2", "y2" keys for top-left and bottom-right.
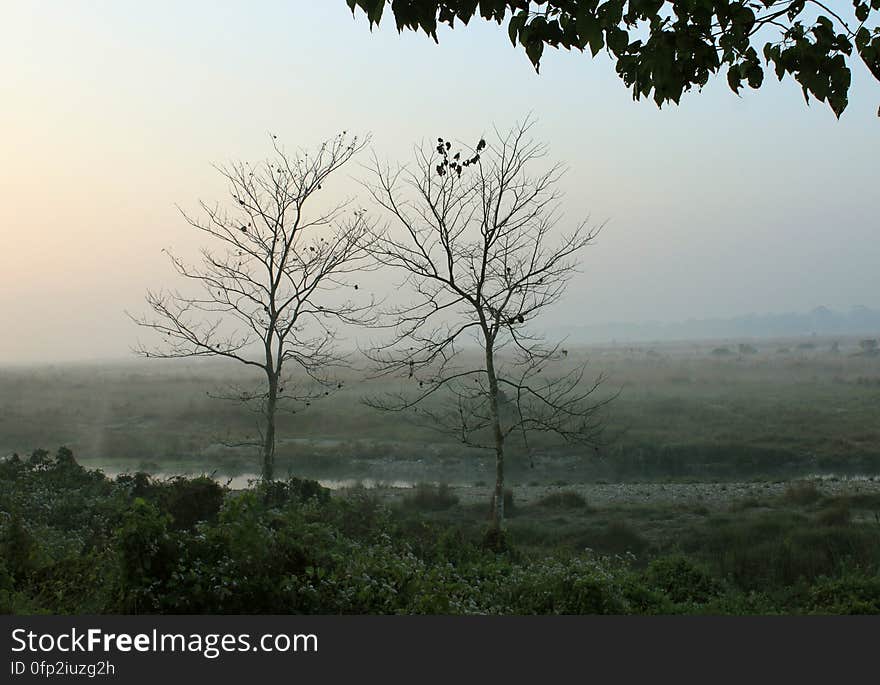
[
  {"x1": 3, "y1": 337, "x2": 879, "y2": 482},
  {"x1": 552, "y1": 306, "x2": 880, "y2": 344}
]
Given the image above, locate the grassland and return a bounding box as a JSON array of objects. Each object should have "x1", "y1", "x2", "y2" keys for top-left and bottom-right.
[{"x1": 2, "y1": 335, "x2": 878, "y2": 484}]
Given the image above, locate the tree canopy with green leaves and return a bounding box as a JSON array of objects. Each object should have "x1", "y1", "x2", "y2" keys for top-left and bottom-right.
[{"x1": 346, "y1": 1, "x2": 880, "y2": 117}]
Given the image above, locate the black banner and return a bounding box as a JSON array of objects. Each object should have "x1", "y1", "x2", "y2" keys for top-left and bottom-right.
[{"x1": 2, "y1": 615, "x2": 878, "y2": 683}]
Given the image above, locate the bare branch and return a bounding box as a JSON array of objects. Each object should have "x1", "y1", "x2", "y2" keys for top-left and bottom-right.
[
  {"x1": 132, "y1": 131, "x2": 376, "y2": 480},
  {"x1": 362, "y1": 117, "x2": 613, "y2": 529}
]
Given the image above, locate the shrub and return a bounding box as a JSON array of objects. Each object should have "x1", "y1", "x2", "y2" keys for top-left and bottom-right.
[
  {"x1": 816, "y1": 502, "x2": 851, "y2": 527},
  {"x1": 0, "y1": 560, "x2": 16, "y2": 614},
  {"x1": 29, "y1": 448, "x2": 51, "y2": 467},
  {"x1": 645, "y1": 556, "x2": 722, "y2": 604},
  {"x1": 482, "y1": 526, "x2": 510, "y2": 554},
  {"x1": 116, "y1": 472, "x2": 153, "y2": 498},
  {"x1": 688, "y1": 512, "x2": 880, "y2": 590},
  {"x1": 784, "y1": 481, "x2": 822, "y2": 505},
  {"x1": 321, "y1": 488, "x2": 391, "y2": 540},
  {"x1": 257, "y1": 476, "x2": 331, "y2": 508},
  {"x1": 159, "y1": 476, "x2": 226, "y2": 530},
  {"x1": 113, "y1": 498, "x2": 177, "y2": 612},
  {"x1": 809, "y1": 574, "x2": 880, "y2": 614},
  {"x1": 500, "y1": 556, "x2": 633, "y2": 614},
  {"x1": 402, "y1": 483, "x2": 459, "y2": 511},
  {"x1": 54, "y1": 446, "x2": 78, "y2": 468},
  {"x1": 0, "y1": 514, "x2": 38, "y2": 580},
  {"x1": 116, "y1": 474, "x2": 226, "y2": 530}
]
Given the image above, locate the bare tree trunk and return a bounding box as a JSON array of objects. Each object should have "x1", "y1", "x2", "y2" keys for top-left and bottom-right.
[
  {"x1": 362, "y1": 121, "x2": 608, "y2": 540},
  {"x1": 262, "y1": 372, "x2": 278, "y2": 482},
  {"x1": 485, "y1": 342, "x2": 505, "y2": 531}
]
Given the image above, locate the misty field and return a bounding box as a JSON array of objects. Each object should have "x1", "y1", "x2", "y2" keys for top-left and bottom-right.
[{"x1": 2, "y1": 337, "x2": 878, "y2": 483}]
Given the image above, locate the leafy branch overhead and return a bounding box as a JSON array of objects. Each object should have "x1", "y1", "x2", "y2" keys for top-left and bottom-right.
[{"x1": 346, "y1": 1, "x2": 880, "y2": 117}]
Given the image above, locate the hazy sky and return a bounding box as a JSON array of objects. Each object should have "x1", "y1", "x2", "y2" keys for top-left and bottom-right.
[{"x1": 2, "y1": 1, "x2": 878, "y2": 363}]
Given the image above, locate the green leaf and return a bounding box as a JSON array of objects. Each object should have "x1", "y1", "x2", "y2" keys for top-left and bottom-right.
[
  {"x1": 576, "y1": 10, "x2": 603, "y2": 56},
  {"x1": 366, "y1": 0, "x2": 383, "y2": 25},
  {"x1": 727, "y1": 65, "x2": 742, "y2": 93},
  {"x1": 606, "y1": 27, "x2": 629, "y2": 54},
  {"x1": 525, "y1": 38, "x2": 544, "y2": 67},
  {"x1": 747, "y1": 64, "x2": 764, "y2": 89},
  {"x1": 508, "y1": 11, "x2": 527, "y2": 47}
]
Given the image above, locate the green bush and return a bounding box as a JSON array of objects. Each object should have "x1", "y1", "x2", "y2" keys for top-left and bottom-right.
[
  {"x1": 402, "y1": 483, "x2": 459, "y2": 511},
  {"x1": 686, "y1": 512, "x2": 880, "y2": 590},
  {"x1": 116, "y1": 473, "x2": 225, "y2": 530},
  {"x1": 0, "y1": 560, "x2": 16, "y2": 613},
  {"x1": 816, "y1": 502, "x2": 851, "y2": 527},
  {"x1": 645, "y1": 556, "x2": 722, "y2": 604},
  {"x1": 808, "y1": 573, "x2": 880, "y2": 614},
  {"x1": 158, "y1": 476, "x2": 226, "y2": 530},
  {"x1": 256, "y1": 477, "x2": 331, "y2": 508},
  {"x1": 113, "y1": 498, "x2": 178, "y2": 612},
  {"x1": 0, "y1": 513, "x2": 39, "y2": 580},
  {"x1": 784, "y1": 481, "x2": 822, "y2": 505}
]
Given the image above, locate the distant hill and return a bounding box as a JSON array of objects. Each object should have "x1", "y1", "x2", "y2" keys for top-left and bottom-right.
[{"x1": 553, "y1": 306, "x2": 880, "y2": 344}]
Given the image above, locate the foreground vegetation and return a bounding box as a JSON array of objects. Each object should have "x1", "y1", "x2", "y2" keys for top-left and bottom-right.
[{"x1": 3, "y1": 449, "x2": 880, "y2": 615}]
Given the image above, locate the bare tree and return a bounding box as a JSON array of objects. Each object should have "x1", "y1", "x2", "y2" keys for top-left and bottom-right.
[
  {"x1": 131, "y1": 133, "x2": 375, "y2": 481},
  {"x1": 363, "y1": 119, "x2": 611, "y2": 534}
]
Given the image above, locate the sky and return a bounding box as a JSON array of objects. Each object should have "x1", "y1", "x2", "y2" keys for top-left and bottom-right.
[{"x1": 1, "y1": 1, "x2": 878, "y2": 363}]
